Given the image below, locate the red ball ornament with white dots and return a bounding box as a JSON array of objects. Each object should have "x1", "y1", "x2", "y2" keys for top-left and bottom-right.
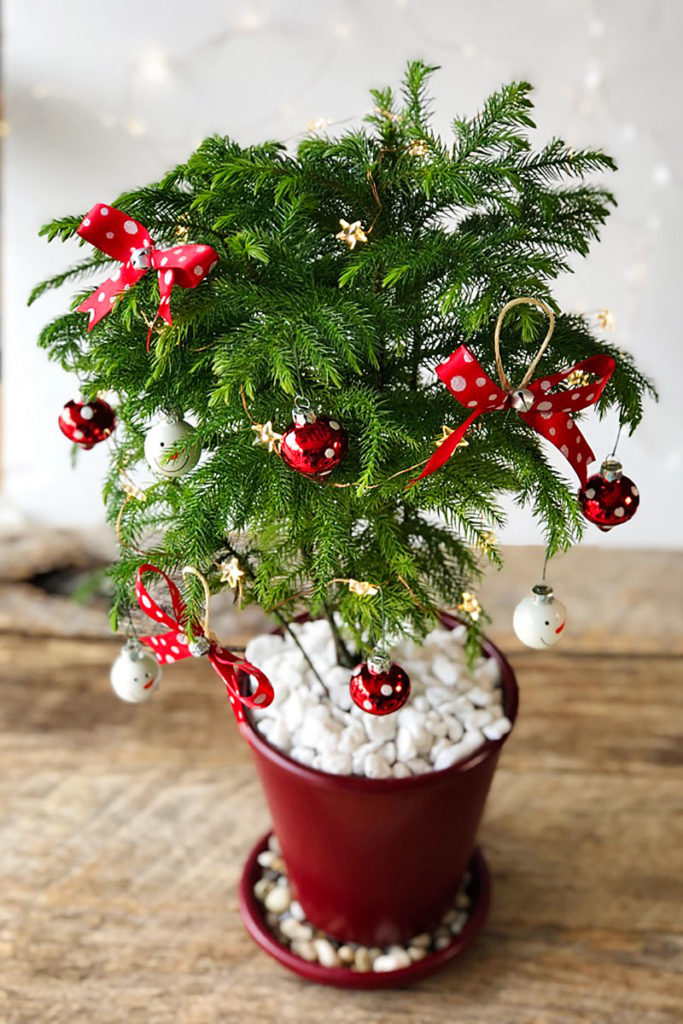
[
  {"x1": 349, "y1": 651, "x2": 411, "y2": 716},
  {"x1": 279, "y1": 399, "x2": 349, "y2": 479},
  {"x1": 58, "y1": 397, "x2": 116, "y2": 449},
  {"x1": 578, "y1": 457, "x2": 640, "y2": 532}
]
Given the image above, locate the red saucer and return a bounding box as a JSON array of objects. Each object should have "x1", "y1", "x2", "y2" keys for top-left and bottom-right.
[{"x1": 238, "y1": 832, "x2": 491, "y2": 989}]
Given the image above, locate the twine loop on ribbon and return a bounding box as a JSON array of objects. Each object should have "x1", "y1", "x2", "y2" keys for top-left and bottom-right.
[{"x1": 494, "y1": 296, "x2": 556, "y2": 393}]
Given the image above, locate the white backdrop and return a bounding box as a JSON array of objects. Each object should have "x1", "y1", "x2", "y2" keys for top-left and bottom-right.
[{"x1": 2, "y1": 0, "x2": 680, "y2": 546}]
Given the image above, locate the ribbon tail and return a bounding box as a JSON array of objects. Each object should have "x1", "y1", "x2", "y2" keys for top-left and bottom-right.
[
  {"x1": 524, "y1": 411, "x2": 594, "y2": 486},
  {"x1": 409, "y1": 413, "x2": 480, "y2": 487},
  {"x1": 209, "y1": 647, "x2": 274, "y2": 724}
]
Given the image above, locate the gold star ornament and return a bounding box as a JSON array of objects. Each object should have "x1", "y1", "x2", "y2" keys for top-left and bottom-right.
[
  {"x1": 596, "y1": 308, "x2": 615, "y2": 331},
  {"x1": 251, "y1": 421, "x2": 283, "y2": 452},
  {"x1": 435, "y1": 425, "x2": 469, "y2": 449},
  {"x1": 348, "y1": 579, "x2": 379, "y2": 598},
  {"x1": 218, "y1": 556, "x2": 245, "y2": 589},
  {"x1": 408, "y1": 139, "x2": 429, "y2": 157},
  {"x1": 336, "y1": 219, "x2": 368, "y2": 250},
  {"x1": 457, "y1": 591, "x2": 482, "y2": 621}
]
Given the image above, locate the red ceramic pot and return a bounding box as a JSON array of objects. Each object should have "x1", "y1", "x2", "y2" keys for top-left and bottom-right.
[{"x1": 240, "y1": 616, "x2": 518, "y2": 947}]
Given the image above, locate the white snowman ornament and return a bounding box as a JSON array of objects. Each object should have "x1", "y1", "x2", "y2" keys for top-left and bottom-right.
[
  {"x1": 110, "y1": 641, "x2": 162, "y2": 703},
  {"x1": 513, "y1": 584, "x2": 567, "y2": 649},
  {"x1": 144, "y1": 414, "x2": 200, "y2": 478}
]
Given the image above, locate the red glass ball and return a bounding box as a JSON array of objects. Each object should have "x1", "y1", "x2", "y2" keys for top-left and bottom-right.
[
  {"x1": 280, "y1": 415, "x2": 349, "y2": 478},
  {"x1": 349, "y1": 660, "x2": 411, "y2": 716},
  {"x1": 58, "y1": 398, "x2": 116, "y2": 449},
  {"x1": 578, "y1": 463, "x2": 640, "y2": 532}
]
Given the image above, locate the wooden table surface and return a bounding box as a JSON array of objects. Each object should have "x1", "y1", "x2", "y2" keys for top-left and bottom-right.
[{"x1": 1, "y1": 541, "x2": 682, "y2": 1024}]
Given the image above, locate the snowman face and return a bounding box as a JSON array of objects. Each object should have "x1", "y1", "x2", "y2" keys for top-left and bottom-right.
[
  {"x1": 110, "y1": 648, "x2": 162, "y2": 703},
  {"x1": 144, "y1": 419, "x2": 199, "y2": 478},
  {"x1": 513, "y1": 592, "x2": 567, "y2": 650}
]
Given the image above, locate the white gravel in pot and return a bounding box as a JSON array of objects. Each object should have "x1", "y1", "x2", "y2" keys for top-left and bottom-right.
[{"x1": 246, "y1": 620, "x2": 512, "y2": 778}]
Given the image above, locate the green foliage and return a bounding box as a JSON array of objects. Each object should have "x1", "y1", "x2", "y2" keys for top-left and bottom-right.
[{"x1": 32, "y1": 63, "x2": 654, "y2": 658}]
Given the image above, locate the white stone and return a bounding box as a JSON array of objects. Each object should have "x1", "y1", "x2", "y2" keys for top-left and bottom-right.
[
  {"x1": 373, "y1": 948, "x2": 412, "y2": 971},
  {"x1": 446, "y1": 717, "x2": 464, "y2": 743},
  {"x1": 432, "y1": 654, "x2": 460, "y2": 686},
  {"x1": 392, "y1": 762, "x2": 412, "y2": 778},
  {"x1": 319, "y1": 751, "x2": 353, "y2": 775},
  {"x1": 433, "y1": 744, "x2": 467, "y2": 771},
  {"x1": 466, "y1": 686, "x2": 494, "y2": 707},
  {"x1": 337, "y1": 721, "x2": 366, "y2": 753},
  {"x1": 482, "y1": 717, "x2": 513, "y2": 740},
  {"x1": 289, "y1": 746, "x2": 316, "y2": 766},
  {"x1": 264, "y1": 884, "x2": 291, "y2": 914},
  {"x1": 363, "y1": 753, "x2": 392, "y2": 779},
  {"x1": 461, "y1": 709, "x2": 493, "y2": 730},
  {"x1": 381, "y1": 741, "x2": 397, "y2": 764},
  {"x1": 364, "y1": 712, "x2": 398, "y2": 742},
  {"x1": 396, "y1": 727, "x2": 418, "y2": 761},
  {"x1": 291, "y1": 939, "x2": 317, "y2": 961},
  {"x1": 314, "y1": 937, "x2": 341, "y2": 968},
  {"x1": 267, "y1": 716, "x2": 290, "y2": 751}
]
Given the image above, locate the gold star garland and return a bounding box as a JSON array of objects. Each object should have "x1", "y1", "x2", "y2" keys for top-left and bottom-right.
[
  {"x1": 336, "y1": 219, "x2": 368, "y2": 250},
  {"x1": 408, "y1": 139, "x2": 429, "y2": 157},
  {"x1": 457, "y1": 591, "x2": 482, "y2": 621},
  {"x1": 251, "y1": 421, "x2": 283, "y2": 452}
]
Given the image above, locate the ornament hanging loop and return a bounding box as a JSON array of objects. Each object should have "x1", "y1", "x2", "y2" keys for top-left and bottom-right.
[
  {"x1": 182, "y1": 566, "x2": 215, "y2": 644},
  {"x1": 494, "y1": 296, "x2": 556, "y2": 393}
]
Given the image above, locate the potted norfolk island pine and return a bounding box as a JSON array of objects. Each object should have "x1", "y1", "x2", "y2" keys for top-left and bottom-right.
[{"x1": 33, "y1": 63, "x2": 653, "y2": 986}]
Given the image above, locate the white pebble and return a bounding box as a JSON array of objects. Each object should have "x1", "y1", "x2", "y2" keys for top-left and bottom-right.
[
  {"x1": 407, "y1": 757, "x2": 431, "y2": 775},
  {"x1": 290, "y1": 900, "x2": 305, "y2": 921},
  {"x1": 291, "y1": 939, "x2": 317, "y2": 961},
  {"x1": 445, "y1": 717, "x2": 464, "y2": 743},
  {"x1": 396, "y1": 727, "x2": 418, "y2": 761},
  {"x1": 314, "y1": 937, "x2": 341, "y2": 968},
  {"x1": 264, "y1": 884, "x2": 291, "y2": 914},
  {"x1": 425, "y1": 711, "x2": 448, "y2": 737},
  {"x1": 392, "y1": 762, "x2": 412, "y2": 778},
  {"x1": 354, "y1": 947, "x2": 372, "y2": 971},
  {"x1": 319, "y1": 751, "x2": 353, "y2": 775},
  {"x1": 337, "y1": 721, "x2": 366, "y2": 754},
  {"x1": 373, "y1": 947, "x2": 412, "y2": 972},
  {"x1": 364, "y1": 713, "x2": 398, "y2": 742},
  {"x1": 448, "y1": 911, "x2": 468, "y2": 934},
  {"x1": 466, "y1": 686, "x2": 493, "y2": 707},
  {"x1": 381, "y1": 741, "x2": 397, "y2": 764},
  {"x1": 290, "y1": 746, "x2": 316, "y2": 766},
  {"x1": 363, "y1": 753, "x2": 392, "y2": 779},
  {"x1": 461, "y1": 709, "x2": 493, "y2": 730},
  {"x1": 267, "y1": 716, "x2": 290, "y2": 750},
  {"x1": 482, "y1": 716, "x2": 512, "y2": 740},
  {"x1": 433, "y1": 744, "x2": 467, "y2": 771},
  {"x1": 432, "y1": 655, "x2": 459, "y2": 686}
]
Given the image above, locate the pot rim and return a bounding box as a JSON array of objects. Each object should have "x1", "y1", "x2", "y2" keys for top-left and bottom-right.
[{"x1": 240, "y1": 612, "x2": 519, "y2": 792}]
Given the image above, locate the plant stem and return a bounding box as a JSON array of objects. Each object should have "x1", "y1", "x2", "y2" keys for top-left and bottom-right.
[
  {"x1": 273, "y1": 610, "x2": 332, "y2": 701},
  {"x1": 322, "y1": 599, "x2": 356, "y2": 668}
]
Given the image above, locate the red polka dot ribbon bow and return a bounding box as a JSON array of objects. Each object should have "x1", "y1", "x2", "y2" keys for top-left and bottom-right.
[
  {"x1": 416, "y1": 347, "x2": 615, "y2": 486},
  {"x1": 76, "y1": 203, "x2": 219, "y2": 349},
  {"x1": 414, "y1": 298, "x2": 615, "y2": 488},
  {"x1": 135, "y1": 563, "x2": 273, "y2": 724}
]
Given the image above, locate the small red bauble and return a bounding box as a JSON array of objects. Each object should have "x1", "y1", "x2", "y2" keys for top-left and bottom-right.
[
  {"x1": 349, "y1": 652, "x2": 411, "y2": 716},
  {"x1": 279, "y1": 402, "x2": 348, "y2": 479},
  {"x1": 578, "y1": 457, "x2": 640, "y2": 532},
  {"x1": 58, "y1": 398, "x2": 116, "y2": 449}
]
